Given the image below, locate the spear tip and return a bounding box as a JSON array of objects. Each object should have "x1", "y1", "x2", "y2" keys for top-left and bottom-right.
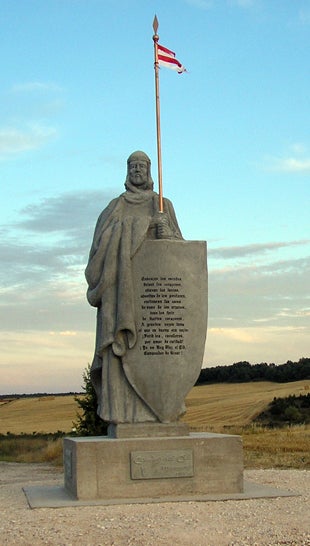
[{"x1": 153, "y1": 15, "x2": 159, "y2": 34}]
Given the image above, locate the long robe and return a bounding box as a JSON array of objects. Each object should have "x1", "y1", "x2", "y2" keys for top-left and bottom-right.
[{"x1": 85, "y1": 186, "x2": 182, "y2": 423}]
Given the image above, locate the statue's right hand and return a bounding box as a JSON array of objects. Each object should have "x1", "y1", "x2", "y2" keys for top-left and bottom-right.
[{"x1": 155, "y1": 212, "x2": 173, "y2": 239}]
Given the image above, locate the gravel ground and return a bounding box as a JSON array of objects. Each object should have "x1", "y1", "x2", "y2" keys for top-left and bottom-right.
[{"x1": 0, "y1": 462, "x2": 309, "y2": 546}]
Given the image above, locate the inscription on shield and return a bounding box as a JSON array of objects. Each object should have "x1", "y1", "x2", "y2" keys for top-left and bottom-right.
[{"x1": 123, "y1": 240, "x2": 208, "y2": 422}]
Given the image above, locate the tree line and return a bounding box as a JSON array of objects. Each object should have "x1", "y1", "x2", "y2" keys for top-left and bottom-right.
[
  {"x1": 196, "y1": 357, "x2": 309, "y2": 385},
  {"x1": 0, "y1": 392, "x2": 80, "y2": 400}
]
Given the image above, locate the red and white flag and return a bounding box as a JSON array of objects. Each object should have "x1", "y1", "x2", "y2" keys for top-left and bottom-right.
[{"x1": 157, "y1": 43, "x2": 186, "y2": 74}]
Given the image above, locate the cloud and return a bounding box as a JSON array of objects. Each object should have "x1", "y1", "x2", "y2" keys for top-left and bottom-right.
[
  {"x1": 0, "y1": 189, "x2": 115, "y2": 289},
  {"x1": 0, "y1": 191, "x2": 308, "y2": 349},
  {"x1": 0, "y1": 124, "x2": 57, "y2": 158},
  {"x1": 0, "y1": 238, "x2": 83, "y2": 289},
  {"x1": 0, "y1": 278, "x2": 92, "y2": 333},
  {"x1": 209, "y1": 240, "x2": 309, "y2": 259},
  {"x1": 205, "y1": 324, "x2": 309, "y2": 367},
  {"x1": 290, "y1": 142, "x2": 307, "y2": 154},
  {"x1": 0, "y1": 190, "x2": 308, "y2": 390},
  {"x1": 0, "y1": 330, "x2": 92, "y2": 394},
  {"x1": 11, "y1": 82, "x2": 63, "y2": 93},
  {"x1": 209, "y1": 255, "x2": 310, "y2": 328},
  {"x1": 15, "y1": 190, "x2": 108, "y2": 234},
  {"x1": 0, "y1": 80, "x2": 64, "y2": 159},
  {"x1": 263, "y1": 144, "x2": 310, "y2": 173},
  {"x1": 0, "y1": 188, "x2": 102, "y2": 338},
  {"x1": 266, "y1": 157, "x2": 310, "y2": 173}
]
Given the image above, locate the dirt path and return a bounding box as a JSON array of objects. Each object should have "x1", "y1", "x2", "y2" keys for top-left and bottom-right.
[{"x1": 0, "y1": 462, "x2": 309, "y2": 545}]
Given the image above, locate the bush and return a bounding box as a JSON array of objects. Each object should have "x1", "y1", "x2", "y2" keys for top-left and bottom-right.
[
  {"x1": 74, "y1": 364, "x2": 108, "y2": 436},
  {"x1": 284, "y1": 406, "x2": 303, "y2": 423},
  {"x1": 255, "y1": 393, "x2": 310, "y2": 426}
]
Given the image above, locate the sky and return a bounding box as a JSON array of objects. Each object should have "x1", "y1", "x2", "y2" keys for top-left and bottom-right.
[{"x1": 0, "y1": 0, "x2": 309, "y2": 394}]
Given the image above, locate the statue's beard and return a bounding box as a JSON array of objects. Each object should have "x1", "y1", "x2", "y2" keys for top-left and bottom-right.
[
  {"x1": 125, "y1": 175, "x2": 154, "y2": 192},
  {"x1": 131, "y1": 175, "x2": 148, "y2": 187}
]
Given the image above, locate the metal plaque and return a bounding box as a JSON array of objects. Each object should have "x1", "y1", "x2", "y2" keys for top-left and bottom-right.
[{"x1": 130, "y1": 449, "x2": 194, "y2": 480}]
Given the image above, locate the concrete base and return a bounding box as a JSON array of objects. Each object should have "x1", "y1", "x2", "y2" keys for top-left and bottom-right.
[
  {"x1": 23, "y1": 480, "x2": 299, "y2": 509},
  {"x1": 63, "y1": 432, "x2": 243, "y2": 502}
]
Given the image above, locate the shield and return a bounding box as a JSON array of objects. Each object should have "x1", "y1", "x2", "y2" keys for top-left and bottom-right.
[{"x1": 122, "y1": 239, "x2": 208, "y2": 422}]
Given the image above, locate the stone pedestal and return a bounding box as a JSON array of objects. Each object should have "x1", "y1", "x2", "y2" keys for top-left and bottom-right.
[
  {"x1": 64, "y1": 432, "x2": 244, "y2": 502},
  {"x1": 107, "y1": 422, "x2": 190, "y2": 438}
]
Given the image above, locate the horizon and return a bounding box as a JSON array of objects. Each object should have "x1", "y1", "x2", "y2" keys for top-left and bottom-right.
[{"x1": 1, "y1": 356, "x2": 308, "y2": 396}]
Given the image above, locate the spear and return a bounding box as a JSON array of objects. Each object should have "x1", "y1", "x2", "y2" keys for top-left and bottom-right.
[
  {"x1": 152, "y1": 15, "x2": 164, "y2": 213},
  {"x1": 152, "y1": 16, "x2": 187, "y2": 212}
]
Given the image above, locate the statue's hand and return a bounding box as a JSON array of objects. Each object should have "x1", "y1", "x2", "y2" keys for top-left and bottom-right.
[{"x1": 154, "y1": 212, "x2": 174, "y2": 239}]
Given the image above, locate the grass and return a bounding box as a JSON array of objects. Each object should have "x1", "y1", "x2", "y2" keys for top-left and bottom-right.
[
  {"x1": 0, "y1": 435, "x2": 64, "y2": 465},
  {"x1": 195, "y1": 424, "x2": 310, "y2": 470},
  {"x1": 242, "y1": 424, "x2": 309, "y2": 469},
  {"x1": 1, "y1": 424, "x2": 308, "y2": 469},
  {"x1": 181, "y1": 380, "x2": 310, "y2": 469},
  {"x1": 0, "y1": 380, "x2": 309, "y2": 468}
]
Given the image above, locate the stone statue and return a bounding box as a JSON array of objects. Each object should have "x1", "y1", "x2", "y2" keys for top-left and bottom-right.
[
  {"x1": 65, "y1": 181, "x2": 235, "y2": 504},
  {"x1": 85, "y1": 151, "x2": 183, "y2": 424}
]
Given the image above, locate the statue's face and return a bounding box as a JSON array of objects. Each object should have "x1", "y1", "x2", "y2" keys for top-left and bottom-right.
[{"x1": 128, "y1": 160, "x2": 148, "y2": 187}]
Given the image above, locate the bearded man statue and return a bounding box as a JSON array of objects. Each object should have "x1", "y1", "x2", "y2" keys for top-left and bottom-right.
[{"x1": 85, "y1": 151, "x2": 183, "y2": 424}]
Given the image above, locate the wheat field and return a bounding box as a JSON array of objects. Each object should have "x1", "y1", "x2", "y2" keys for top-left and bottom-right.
[
  {"x1": 0, "y1": 380, "x2": 308, "y2": 435},
  {"x1": 182, "y1": 380, "x2": 309, "y2": 430},
  {"x1": 0, "y1": 395, "x2": 78, "y2": 434}
]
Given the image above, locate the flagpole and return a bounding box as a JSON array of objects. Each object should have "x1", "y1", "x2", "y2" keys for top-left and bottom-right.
[{"x1": 152, "y1": 15, "x2": 164, "y2": 213}]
